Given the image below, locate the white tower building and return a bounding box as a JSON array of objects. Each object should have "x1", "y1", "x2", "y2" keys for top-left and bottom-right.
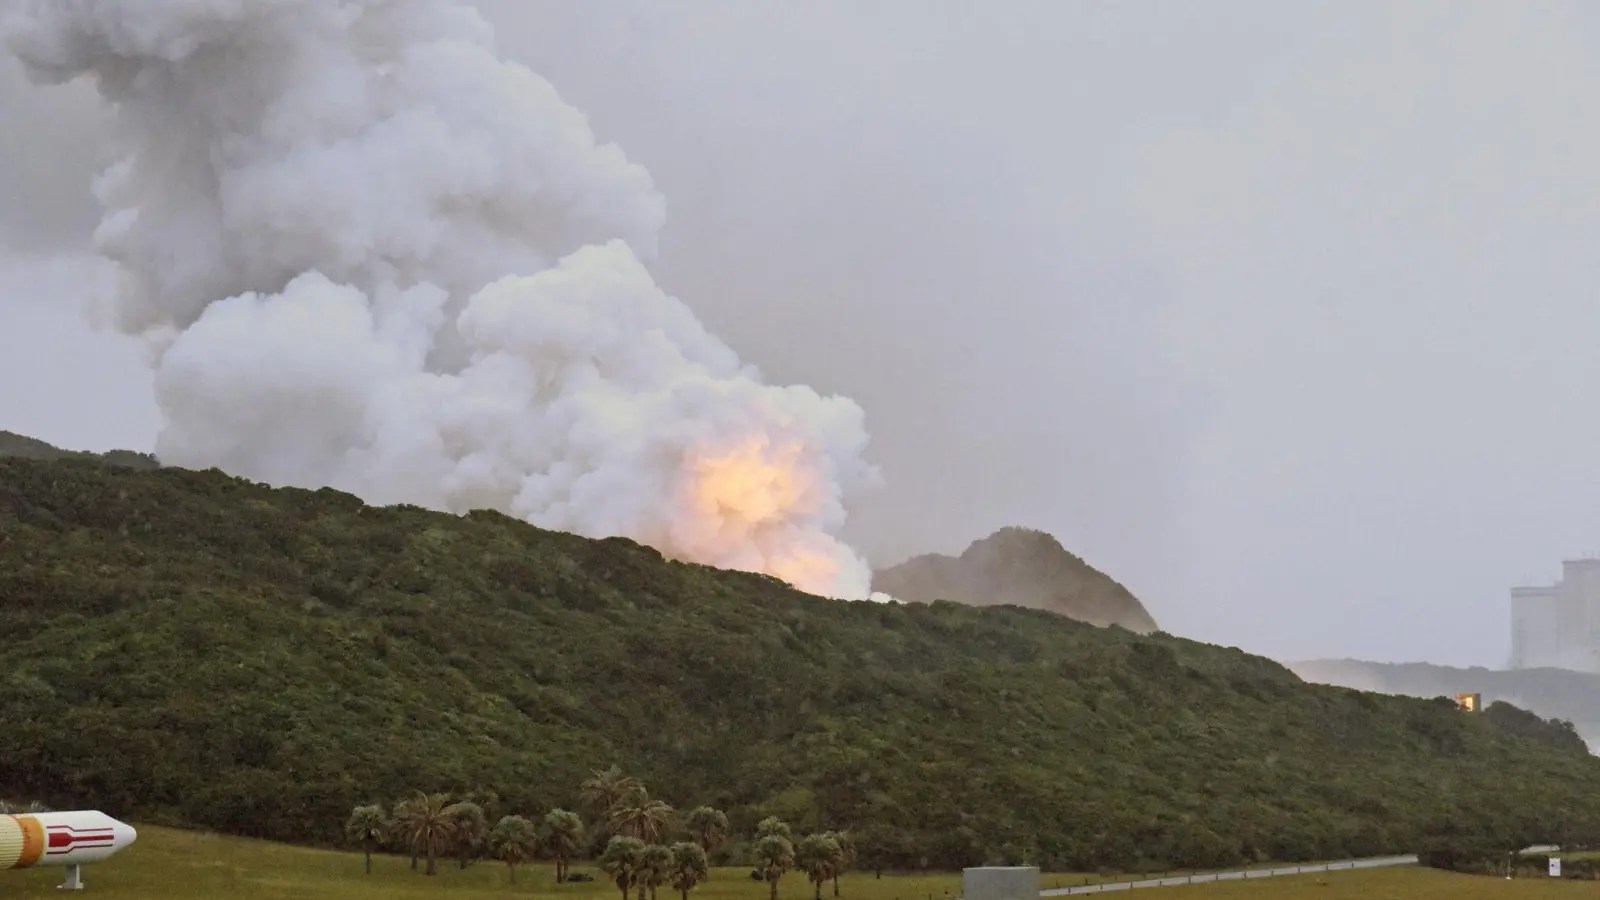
[
  {"x1": 1510, "y1": 559, "x2": 1600, "y2": 671},
  {"x1": 1510, "y1": 584, "x2": 1563, "y2": 668}
]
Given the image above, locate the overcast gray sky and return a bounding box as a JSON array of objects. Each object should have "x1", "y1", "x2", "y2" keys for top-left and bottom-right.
[{"x1": 4, "y1": 0, "x2": 1599, "y2": 669}]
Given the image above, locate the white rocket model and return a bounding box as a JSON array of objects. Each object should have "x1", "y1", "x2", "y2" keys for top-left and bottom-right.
[{"x1": 0, "y1": 810, "x2": 138, "y2": 890}]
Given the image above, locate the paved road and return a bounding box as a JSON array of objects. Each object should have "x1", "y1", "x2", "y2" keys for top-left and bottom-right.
[{"x1": 1039, "y1": 855, "x2": 1419, "y2": 895}]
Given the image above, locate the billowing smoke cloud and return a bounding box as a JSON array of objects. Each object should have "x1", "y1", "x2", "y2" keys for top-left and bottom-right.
[{"x1": 4, "y1": 0, "x2": 880, "y2": 598}]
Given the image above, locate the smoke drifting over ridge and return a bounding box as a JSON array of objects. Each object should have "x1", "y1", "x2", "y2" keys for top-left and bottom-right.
[{"x1": 4, "y1": 0, "x2": 880, "y2": 598}]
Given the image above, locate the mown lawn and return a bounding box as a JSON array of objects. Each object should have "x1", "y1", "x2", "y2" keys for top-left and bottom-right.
[
  {"x1": 2, "y1": 826, "x2": 965, "y2": 900},
  {"x1": 1, "y1": 826, "x2": 1592, "y2": 900}
]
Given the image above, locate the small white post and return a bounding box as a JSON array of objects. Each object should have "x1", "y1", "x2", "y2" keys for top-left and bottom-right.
[{"x1": 57, "y1": 864, "x2": 85, "y2": 891}]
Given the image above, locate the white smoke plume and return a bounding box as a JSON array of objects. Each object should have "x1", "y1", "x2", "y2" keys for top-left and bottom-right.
[{"x1": 4, "y1": 0, "x2": 881, "y2": 598}]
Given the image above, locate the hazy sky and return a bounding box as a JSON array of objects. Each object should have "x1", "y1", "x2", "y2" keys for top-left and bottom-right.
[{"x1": 4, "y1": 1, "x2": 1599, "y2": 669}]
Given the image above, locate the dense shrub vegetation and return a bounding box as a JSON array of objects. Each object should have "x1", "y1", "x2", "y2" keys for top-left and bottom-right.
[
  {"x1": 1513, "y1": 854, "x2": 1600, "y2": 880},
  {"x1": 1293, "y1": 658, "x2": 1600, "y2": 747},
  {"x1": 3, "y1": 455, "x2": 1600, "y2": 871}
]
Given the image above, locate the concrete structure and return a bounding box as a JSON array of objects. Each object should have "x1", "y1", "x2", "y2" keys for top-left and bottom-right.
[
  {"x1": 963, "y1": 866, "x2": 1040, "y2": 900},
  {"x1": 1511, "y1": 559, "x2": 1600, "y2": 671},
  {"x1": 1454, "y1": 692, "x2": 1482, "y2": 712}
]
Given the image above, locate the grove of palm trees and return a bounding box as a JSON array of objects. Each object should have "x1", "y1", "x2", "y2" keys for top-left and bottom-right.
[{"x1": 345, "y1": 765, "x2": 853, "y2": 897}]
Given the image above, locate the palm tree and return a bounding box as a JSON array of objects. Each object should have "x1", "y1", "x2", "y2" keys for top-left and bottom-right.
[
  {"x1": 344, "y1": 804, "x2": 389, "y2": 875},
  {"x1": 668, "y1": 841, "x2": 709, "y2": 900},
  {"x1": 393, "y1": 794, "x2": 421, "y2": 870},
  {"x1": 466, "y1": 789, "x2": 503, "y2": 824},
  {"x1": 684, "y1": 807, "x2": 729, "y2": 858},
  {"x1": 392, "y1": 791, "x2": 459, "y2": 876},
  {"x1": 542, "y1": 808, "x2": 586, "y2": 883},
  {"x1": 639, "y1": 843, "x2": 672, "y2": 900},
  {"x1": 600, "y1": 835, "x2": 647, "y2": 900},
  {"x1": 756, "y1": 817, "x2": 793, "y2": 842},
  {"x1": 583, "y1": 765, "x2": 645, "y2": 818},
  {"x1": 824, "y1": 831, "x2": 855, "y2": 896},
  {"x1": 796, "y1": 834, "x2": 843, "y2": 900},
  {"x1": 610, "y1": 789, "x2": 674, "y2": 844},
  {"x1": 489, "y1": 815, "x2": 539, "y2": 885},
  {"x1": 447, "y1": 800, "x2": 488, "y2": 869},
  {"x1": 752, "y1": 834, "x2": 796, "y2": 900}
]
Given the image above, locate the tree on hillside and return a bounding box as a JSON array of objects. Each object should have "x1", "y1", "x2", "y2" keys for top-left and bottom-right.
[
  {"x1": 1548, "y1": 804, "x2": 1600, "y2": 854},
  {"x1": 756, "y1": 817, "x2": 793, "y2": 842},
  {"x1": 639, "y1": 843, "x2": 672, "y2": 900},
  {"x1": 392, "y1": 794, "x2": 421, "y2": 870},
  {"x1": 752, "y1": 834, "x2": 796, "y2": 900},
  {"x1": 466, "y1": 788, "x2": 503, "y2": 826},
  {"x1": 684, "y1": 807, "x2": 729, "y2": 858},
  {"x1": 344, "y1": 804, "x2": 390, "y2": 875},
  {"x1": 824, "y1": 831, "x2": 855, "y2": 896},
  {"x1": 584, "y1": 765, "x2": 645, "y2": 818},
  {"x1": 393, "y1": 791, "x2": 459, "y2": 876},
  {"x1": 668, "y1": 841, "x2": 709, "y2": 900},
  {"x1": 601, "y1": 835, "x2": 648, "y2": 900},
  {"x1": 447, "y1": 800, "x2": 488, "y2": 869},
  {"x1": 797, "y1": 834, "x2": 843, "y2": 900},
  {"x1": 611, "y1": 789, "x2": 674, "y2": 844},
  {"x1": 489, "y1": 815, "x2": 539, "y2": 885},
  {"x1": 542, "y1": 808, "x2": 586, "y2": 882}
]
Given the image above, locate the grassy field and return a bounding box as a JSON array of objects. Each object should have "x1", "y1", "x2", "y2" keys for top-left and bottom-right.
[{"x1": 1, "y1": 826, "x2": 1593, "y2": 900}]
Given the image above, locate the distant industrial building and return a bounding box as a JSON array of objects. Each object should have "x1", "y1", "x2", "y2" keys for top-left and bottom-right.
[{"x1": 1510, "y1": 559, "x2": 1600, "y2": 670}]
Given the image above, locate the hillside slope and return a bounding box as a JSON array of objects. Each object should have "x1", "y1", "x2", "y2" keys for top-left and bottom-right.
[
  {"x1": 0, "y1": 430, "x2": 158, "y2": 469},
  {"x1": 1292, "y1": 658, "x2": 1600, "y2": 750},
  {"x1": 2, "y1": 457, "x2": 1598, "y2": 872},
  {"x1": 873, "y1": 527, "x2": 1159, "y2": 633}
]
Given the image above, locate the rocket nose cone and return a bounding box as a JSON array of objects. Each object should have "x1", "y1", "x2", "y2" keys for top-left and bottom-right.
[{"x1": 111, "y1": 819, "x2": 138, "y2": 849}]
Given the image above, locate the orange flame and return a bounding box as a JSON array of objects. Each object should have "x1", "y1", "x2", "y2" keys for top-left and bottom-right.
[
  {"x1": 682, "y1": 435, "x2": 841, "y2": 595},
  {"x1": 689, "y1": 435, "x2": 811, "y2": 525},
  {"x1": 766, "y1": 545, "x2": 842, "y2": 597}
]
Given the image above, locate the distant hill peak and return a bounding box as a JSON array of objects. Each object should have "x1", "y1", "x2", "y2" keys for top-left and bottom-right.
[{"x1": 871, "y1": 526, "x2": 1159, "y2": 633}]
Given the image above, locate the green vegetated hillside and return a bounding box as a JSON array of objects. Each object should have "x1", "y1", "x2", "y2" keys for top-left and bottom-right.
[
  {"x1": 873, "y1": 527, "x2": 1159, "y2": 633},
  {"x1": 3, "y1": 455, "x2": 1600, "y2": 873},
  {"x1": 0, "y1": 429, "x2": 159, "y2": 469}
]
